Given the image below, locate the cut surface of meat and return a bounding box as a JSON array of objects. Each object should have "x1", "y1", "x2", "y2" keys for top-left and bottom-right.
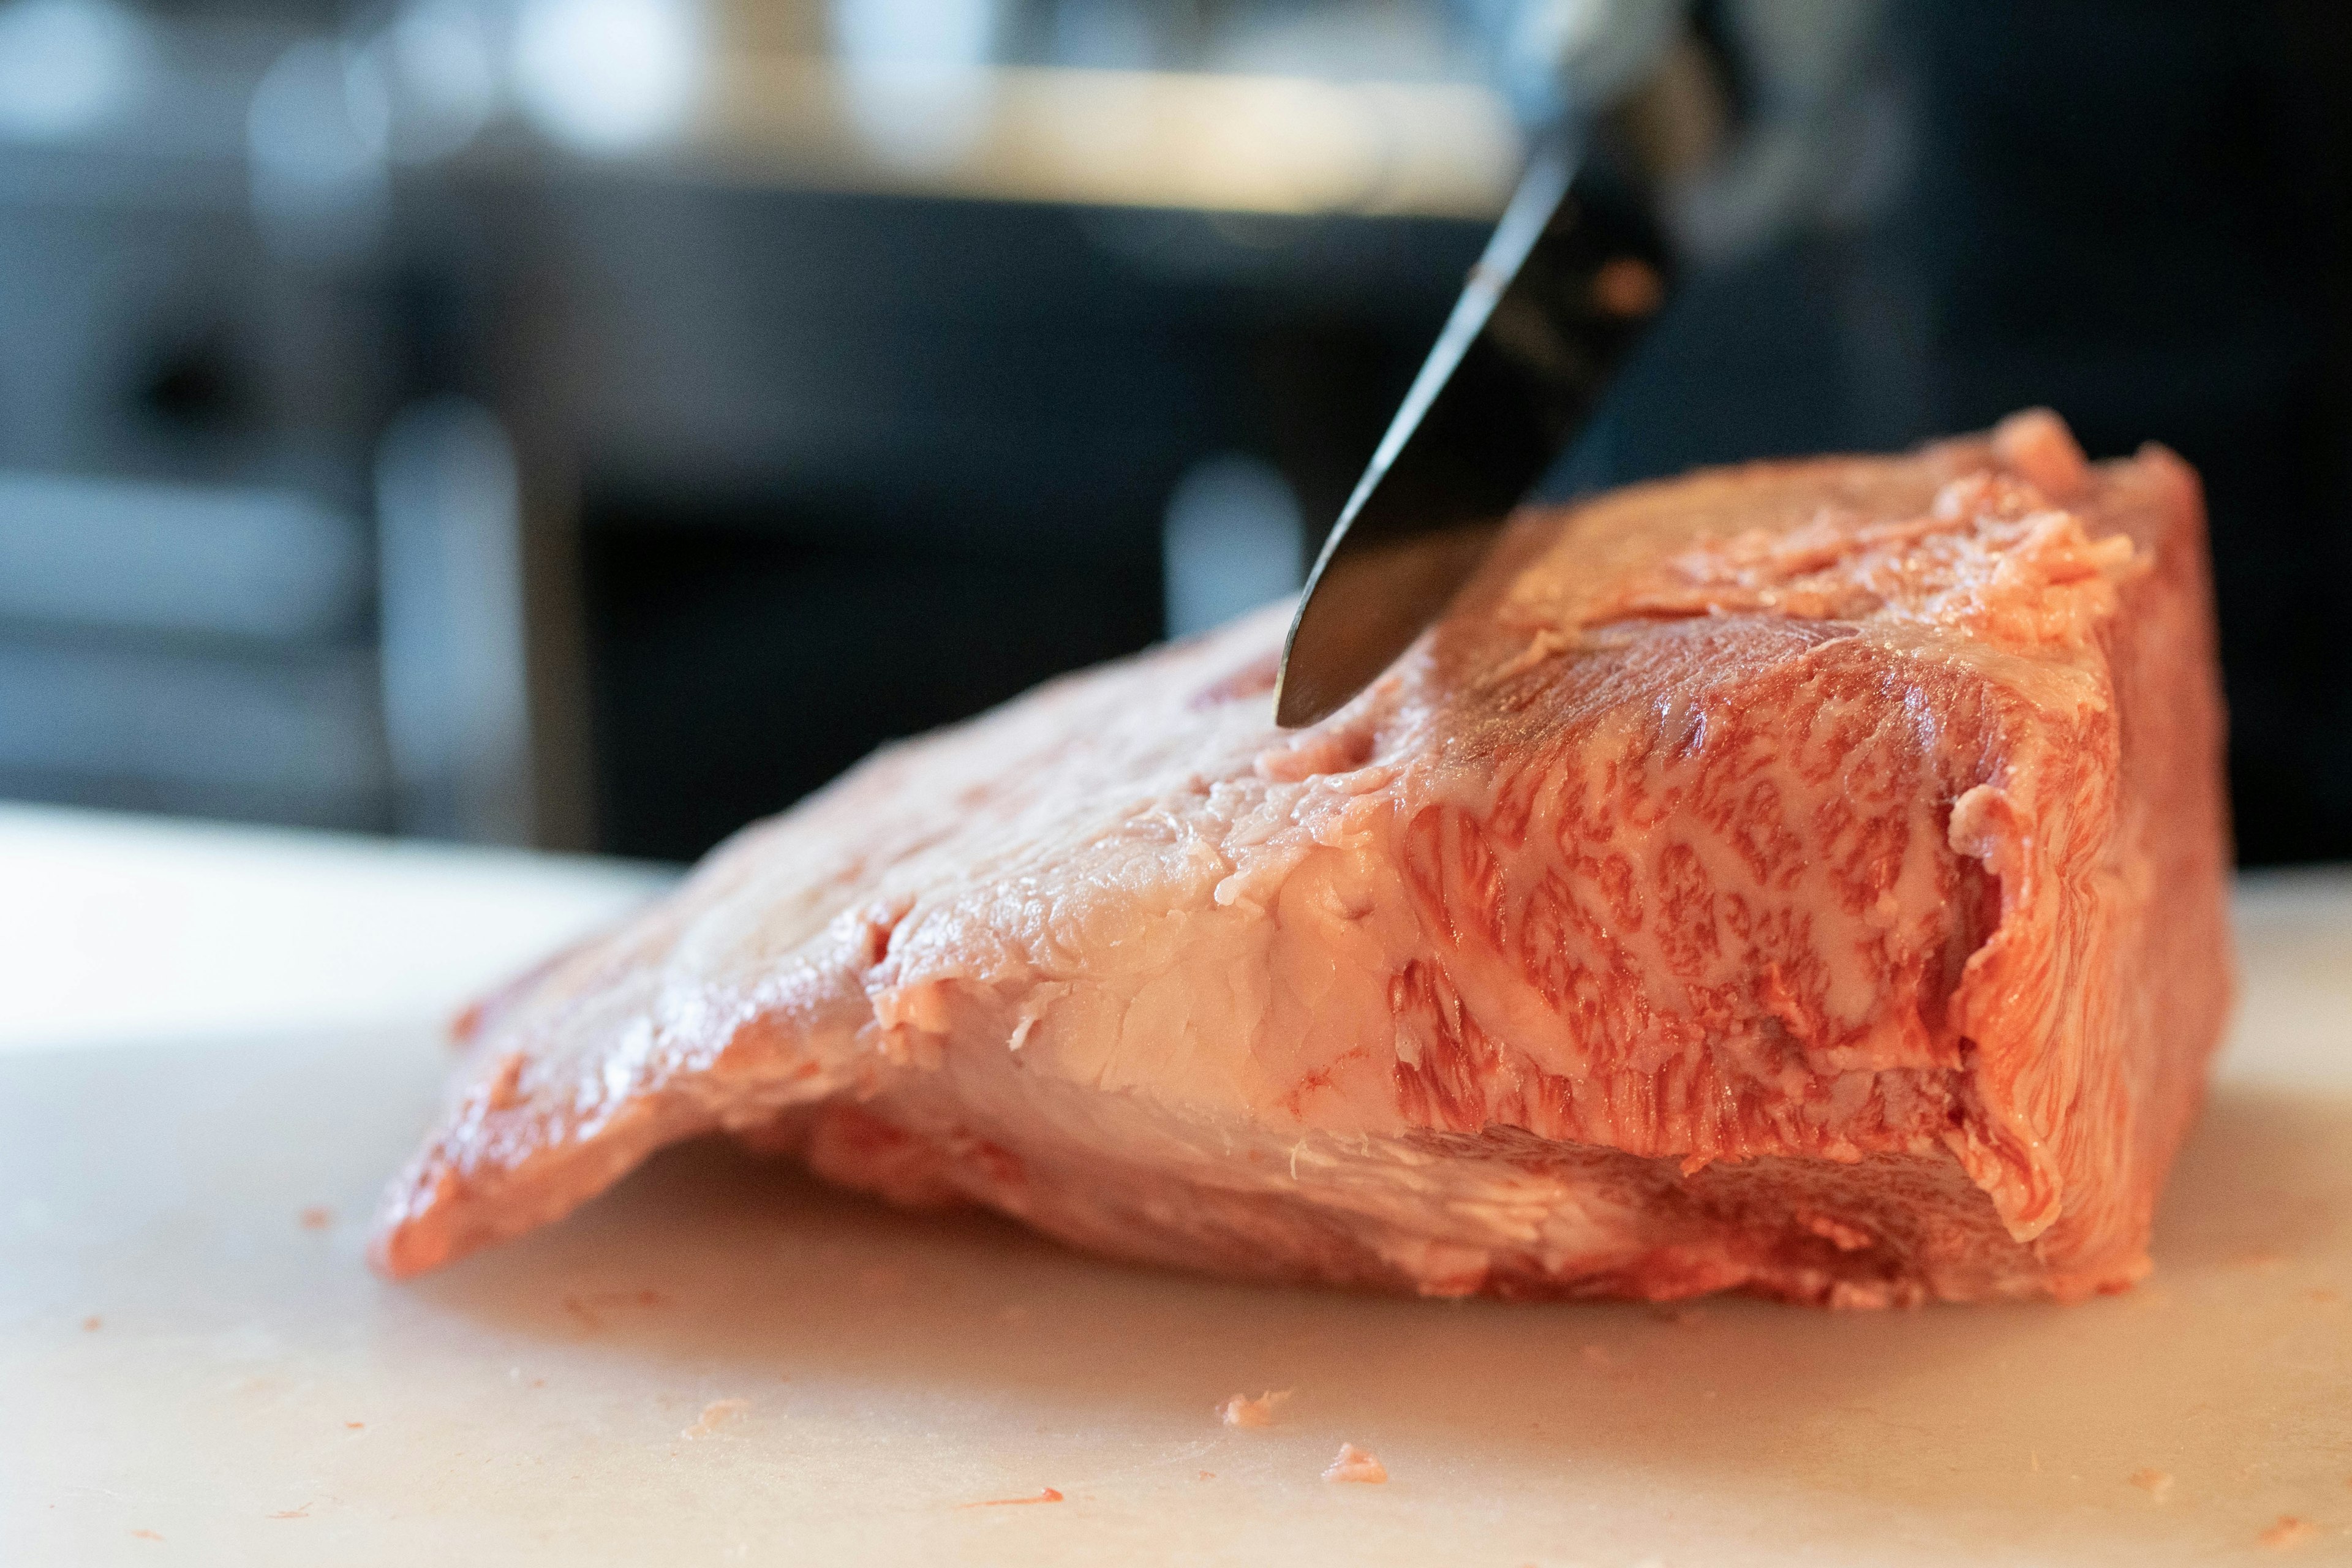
[{"x1": 372, "y1": 410, "x2": 2234, "y2": 1306}]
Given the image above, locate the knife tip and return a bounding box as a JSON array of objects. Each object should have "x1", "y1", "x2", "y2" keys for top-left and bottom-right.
[{"x1": 1271, "y1": 668, "x2": 1340, "y2": 730}]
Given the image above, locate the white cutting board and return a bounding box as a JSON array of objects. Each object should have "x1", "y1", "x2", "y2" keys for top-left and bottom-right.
[{"x1": 2, "y1": 813, "x2": 2348, "y2": 1566}]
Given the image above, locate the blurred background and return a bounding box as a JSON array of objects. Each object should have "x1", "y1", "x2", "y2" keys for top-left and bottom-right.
[{"x1": 0, "y1": 0, "x2": 2344, "y2": 866}]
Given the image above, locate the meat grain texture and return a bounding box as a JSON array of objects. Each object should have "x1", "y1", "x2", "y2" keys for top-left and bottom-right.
[{"x1": 375, "y1": 412, "x2": 2233, "y2": 1307}]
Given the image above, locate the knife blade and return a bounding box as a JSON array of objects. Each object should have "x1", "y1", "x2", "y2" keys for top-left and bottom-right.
[{"x1": 1272, "y1": 134, "x2": 1668, "y2": 728}]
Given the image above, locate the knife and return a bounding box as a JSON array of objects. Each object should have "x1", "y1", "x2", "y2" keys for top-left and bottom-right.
[{"x1": 1273, "y1": 134, "x2": 1669, "y2": 728}]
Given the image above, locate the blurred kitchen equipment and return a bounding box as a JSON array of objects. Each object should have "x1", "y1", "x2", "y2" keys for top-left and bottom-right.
[{"x1": 2, "y1": 0, "x2": 2348, "y2": 864}]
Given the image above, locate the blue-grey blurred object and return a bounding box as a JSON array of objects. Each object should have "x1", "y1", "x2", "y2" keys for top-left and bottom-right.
[
  {"x1": 0, "y1": 472, "x2": 388, "y2": 826},
  {"x1": 0, "y1": 473, "x2": 364, "y2": 640},
  {"x1": 375, "y1": 399, "x2": 535, "y2": 845},
  {"x1": 246, "y1": 37, "x2": 391, "y2": 260},
  {"x1": 1162, "y1": 453, "x2": 1305, "y2": 638}
]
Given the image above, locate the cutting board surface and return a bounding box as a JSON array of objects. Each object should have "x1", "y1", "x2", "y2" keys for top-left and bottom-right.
[{"x1": 4, "y1": 876, "x2": 2349, "y2": 1566}]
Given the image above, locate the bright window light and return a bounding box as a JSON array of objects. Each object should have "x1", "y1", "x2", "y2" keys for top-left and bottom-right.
[
  {"x1": 511, "y1": 0, "x2": 703, "y2": 155},
  {"x1": 1164, "y1": 454, "x2": 1305, "y2": 638},
  {"x1": 0, "y1": 0, "x2": 145, "y2": 142},
  {"x1": 830, "y1": 0, "x2": 998, "y2": 173}
]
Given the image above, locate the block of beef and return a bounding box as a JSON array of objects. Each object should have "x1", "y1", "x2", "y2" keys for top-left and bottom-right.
[{"x1": 373, "y1": 410, "x2": 2233, "y2": 1306}]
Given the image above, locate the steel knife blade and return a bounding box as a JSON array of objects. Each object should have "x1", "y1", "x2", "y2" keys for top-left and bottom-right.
[{"x1": 1273, "y1": 135, "x2": 1668, "y2": 728}]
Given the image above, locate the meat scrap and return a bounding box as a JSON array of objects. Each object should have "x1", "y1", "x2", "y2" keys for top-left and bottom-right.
[
  {"x1": 372, "y1": 411, "x2": 2232, "y2": 1308},
  {"x1": 682, "y1": 1398, "x2": 749, "y2": 1438},
  {"x1": 2259, "y1": 1517, "x2": 2318, "y2": 1550},
  {"x1": 1323, "y1": 1444, "x2": 1388, "y2": 1483},
  {"x1": 1218, "y1": 1390, "x2": 1294, "y2": 1429}
]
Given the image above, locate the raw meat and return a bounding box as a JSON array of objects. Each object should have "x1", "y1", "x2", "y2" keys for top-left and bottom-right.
[{"x1": 372, "y1": 410, "x2": 2233, "y2": 1306}]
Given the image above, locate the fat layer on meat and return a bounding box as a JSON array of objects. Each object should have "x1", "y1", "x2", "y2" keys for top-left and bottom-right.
[{"x1": 373, "y1": 410, "x2": 2234, "y2": 1306}]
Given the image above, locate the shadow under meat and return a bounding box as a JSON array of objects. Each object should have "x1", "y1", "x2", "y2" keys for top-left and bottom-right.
[{"x1": 406, "y1": 1079, "x2": 2352, "y2": 1539}]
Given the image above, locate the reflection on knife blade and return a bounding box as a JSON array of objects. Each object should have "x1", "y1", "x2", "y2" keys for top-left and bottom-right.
[{"x1": 1273, "y1": 135, "x2": 1669, "y2": 728}]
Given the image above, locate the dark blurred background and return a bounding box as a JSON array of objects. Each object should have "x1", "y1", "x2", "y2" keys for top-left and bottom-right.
[{"x1": 0, "y1": 0, "x2": 2345, "y2": 865}]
